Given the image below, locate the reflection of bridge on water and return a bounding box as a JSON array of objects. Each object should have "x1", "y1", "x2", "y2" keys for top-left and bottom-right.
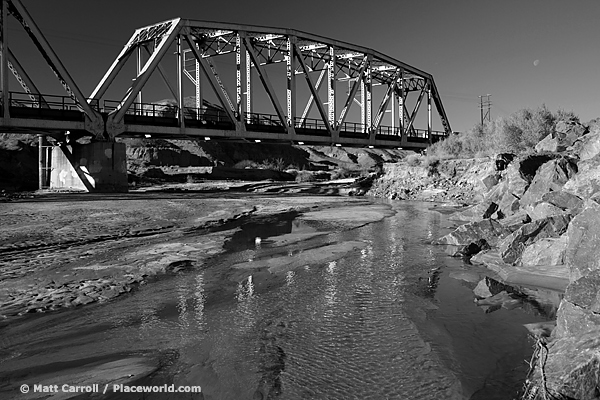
[{"x1": 0, "y1": 1, "x2": 451, "y2": 149}]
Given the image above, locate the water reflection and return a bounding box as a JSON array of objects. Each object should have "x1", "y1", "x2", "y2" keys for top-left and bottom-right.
[
  {"x1": 235, "y1": 274, "x2": 260, "y2": 334},
  {"x1": 324, "y1": 261, "x2": 338, "y2": 310},
  {"x1": 0, "y1": 202, "x2": 557, "y2": 400},
  {"x1": 193, "y1": 273, "x2": 207, "y2": 331}
]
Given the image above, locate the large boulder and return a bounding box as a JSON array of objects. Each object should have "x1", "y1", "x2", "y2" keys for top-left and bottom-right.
[
  {"x1": 496, "y1": 188, "x2": 521, "y2": 219},
  {"x1": 574, "y1": 131, "x2": 600, "y2": 161},
  {"x1": 519, "y1": 157, "x2": 578, "y2": 210},
  {"x1": 481, "y1": 173, "x2": 499, "y2": 191},
  {"x1": 526, "y1": 202, "x2": 568, "y2": 221},
  {"x1": 553, "y1": 300, "x2": 600, "y2": 339},
  {"x1": 565, "y1": 270, "x2": 600, "y2": 314},
  {"x1": 534, "y1": 133, "x2": 561, "y2": 153},
  {"x1": 540, "y1": 190, "x2": 584, "y2": 214},
  {"x1": 555, "y1": 119, "x2": 587, "y2": 148},
  {"x1": 434, "y1": 219, "x2": 511, "y2": 247},
  {"x1": 564, "y1": 200, "x2": 600, "y2": 281},
  {"x1": 520, "y1": 235, "x2": 567, "y2": 266},
  {"x1": 498, "y1": 210, "x2": 531, "y2": 232},
  {"x1": 540, "y1": 328, "x2": 600, "y2": 399},
  {"x1": 451, "y1": 179, "x2": 510, "y2": 221},
  {"x1": 499, "y1": 214, "x2": 572, "y2": 264},
  {"x1": 452, "y1": 239, "x2": 491, "y2": 258},
  {"x1": 503, "y1": 161, "x2": 530, "y2": 197},
  {"x1": 564, "y1": 153, "x2": 600, "y2": 199}
]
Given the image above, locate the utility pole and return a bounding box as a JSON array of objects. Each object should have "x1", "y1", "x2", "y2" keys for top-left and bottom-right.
[{"x1": 479, "y1": 94, "x2": 491, "y2": 125}]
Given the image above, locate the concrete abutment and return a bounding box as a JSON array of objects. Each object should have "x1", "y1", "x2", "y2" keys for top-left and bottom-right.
[{"x1": 50, "y1": 142, "x2": 128, "y2": 193}]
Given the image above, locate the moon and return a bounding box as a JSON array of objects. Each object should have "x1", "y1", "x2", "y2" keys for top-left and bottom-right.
[{"x1": 533, "y1": 59, "x2": 540, "y2": 66}]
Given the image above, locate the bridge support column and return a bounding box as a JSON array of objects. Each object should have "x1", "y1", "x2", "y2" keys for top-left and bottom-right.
[
  {"x1": 38, "y1": 134, "x2": 49, "y2": 190},
  {"x1": 50, "y1": 142, "x2": 128, "y2": 193}
]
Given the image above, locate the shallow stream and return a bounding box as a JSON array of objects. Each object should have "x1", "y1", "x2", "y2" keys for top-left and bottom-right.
[{"x1": 0, "y1": 200, "x2": 560, "y2": 399}]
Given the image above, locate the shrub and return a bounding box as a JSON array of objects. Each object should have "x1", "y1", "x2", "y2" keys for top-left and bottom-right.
[
  {"x1": 259, "y1": 158, "x2": 286, "y2": 171},
  {"x1": 498, "y1": 105, "x2": 554, "y2": 153},
  {"x1": 295, "y1": 170, "x2": 331, "y2": 182},
  {"x1": 405, "y1": 153, "x2": 422, "y2": 166},
  {"x1": 423, "y1": 156, "x2": 440, "y2": 175},
  {"x1": 426, "y1": 104, "x2": 573, "y2": 159},
  {"x1": 330, "y1": 168, "x2": 353, "y2": 180},
  {"x1": 295, "y1": 170, "x2": 317, "y2": 182},
  {"x1": 233, "y1": 159, "x2": 258, "y2": 169}
]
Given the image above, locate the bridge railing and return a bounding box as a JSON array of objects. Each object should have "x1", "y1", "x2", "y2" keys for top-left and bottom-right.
[
  {"x1": 102, "y1": 100, "x2": 177, "y2": 117},
  {"x1": 8, "y1": 91, "x2": 96, "y2": 121},
  {"x1": 9, "y1": 91, "x2": 93, "y2": 111},
  {"x1": 5, "y1": 91, "x2": 449, "y2": 142}
]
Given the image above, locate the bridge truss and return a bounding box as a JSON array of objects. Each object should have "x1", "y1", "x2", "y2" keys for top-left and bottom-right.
[
  {"x1": 0, "y1": 0, "x2": 452, "y2": 148},
  {"x1": 93, "y1": 19, "x2": 452, "y2": 147},
  {"x1": 0, "y1": 0, "x2": 104, "y2": 138}
]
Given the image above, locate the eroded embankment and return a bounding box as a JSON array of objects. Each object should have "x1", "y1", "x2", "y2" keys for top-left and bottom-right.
[{"x1": 368, "y1": 119, "x2": 600, "y2": 399}]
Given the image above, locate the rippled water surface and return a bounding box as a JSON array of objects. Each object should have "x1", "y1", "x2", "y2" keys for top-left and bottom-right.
[{"x1": 0, "y1": 200, "x2": 558, "y2": 400}]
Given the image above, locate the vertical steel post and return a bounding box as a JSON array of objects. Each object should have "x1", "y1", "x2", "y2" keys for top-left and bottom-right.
[
  {"x1": 391, "y1": 90, "x2": 395, "y2": 131},
  {"x1": 236, "y1": 33, "x2": 243, "y2": 123},
  {"x1": 177, "y1": 35, "x2": 184, "y2": 127},
  {"x1": 195, "y1": 58, "x2": 201, "y2": 111},
  {"x1": 428, "y1": 81, "x2": 432, "y2": 143},
  {"x1": 327, "y1": 46, "x2": 335, "y2": 131},
  {"x1": 286, "y1": 37, "x2": 296, "y2": 132},
  {"x1": 398, "y1": 69, "x2": 404, "y2": 138},
  {"x1": 245, "y1": 50, "x2": 252, "y2": 122},
  {"x1": 136, "y1": 46, "x2": 143, "y2": 106},
  {"x1": 360, "y1": 79, "x2": 365, "y2": 130},
  {"x1": 38, "y1": 134, "x2": 44, "y2": 190},
  {"x1": 364, "y1": 56, "x2": 372, "y2": 134},
  {"x1": 0, "y1": 0, "x2": 9, "y2": 118}
]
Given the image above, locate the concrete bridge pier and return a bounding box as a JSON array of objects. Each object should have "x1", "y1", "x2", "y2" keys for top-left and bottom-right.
[{"x1": 50, "y1": 141, "x2": 128, "y2": 193}]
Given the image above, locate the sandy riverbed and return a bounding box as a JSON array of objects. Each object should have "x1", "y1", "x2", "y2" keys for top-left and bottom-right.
[{"x1": 0, "y1": 186, "x2": 391, "y2": 320}]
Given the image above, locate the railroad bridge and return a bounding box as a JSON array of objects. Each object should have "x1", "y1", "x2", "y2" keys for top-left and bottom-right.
[{"x1": 0, "y1": 0, "x2": 452, "y2": 191}]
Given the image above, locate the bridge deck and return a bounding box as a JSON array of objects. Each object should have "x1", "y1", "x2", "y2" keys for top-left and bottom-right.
[{"x1": 3, "y1": 92, "x2": 444, "y2": 148}]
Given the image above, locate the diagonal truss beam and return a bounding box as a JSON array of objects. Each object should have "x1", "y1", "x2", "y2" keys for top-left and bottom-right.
[
  {"x1": 429, "y1": 79, "x2": 452, "y2": 134},
  {"x1": 294, "y1": 44, "x2": 332, "y2": 133},
  {"x1": 8, "y1": 0, "x2": 102, "y2": 135},
  {"x1": 142, "y1": 45, "x2": 178, "y2": 101},
  {"x1": 90, "y1": 32, "x2": 137, "y2": 101},
  {"x1": 1, "y1": 1, "x2": 8, "y2": 117},
  {"x1": 299, "y1": 68, "x2": 325, "y2": 124},
  {"x1": 108, "y1": 20, "x2": 181, "y2": 127},
  {"x1": 206, "y1": 58, "x2": 236, "y2": 117},
  {"x1": 405, "y1": 85, "x2": 427, "y2": 133},
  {"x1": 243, "y1": 36, "x2": 288, "y2": 130},
  {"x1": 372, "y1": 76, "x2": 397, "y2": 130},
  {"x1": 185, "y1": 34, "x2": 237, "y2": 127},
  {"x1": 6, "y1": 48, "x2": 48, "y2": 108},
  {"x1": 335, "y1": 56, "x2": 367, "y2": 133}
]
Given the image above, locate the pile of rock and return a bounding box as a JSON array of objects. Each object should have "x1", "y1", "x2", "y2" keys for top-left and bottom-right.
[
  {"x1": 368, "y1": 157, "x2": 495, "y2": 204},
  {"x1": 435, "y1": 119, "x2": 600, "y2": 399}
]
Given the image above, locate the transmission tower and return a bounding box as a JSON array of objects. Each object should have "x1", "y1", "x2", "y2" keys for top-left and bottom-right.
[{"x1": 479, "y1": 94, "x2": 491, "y2": 124}]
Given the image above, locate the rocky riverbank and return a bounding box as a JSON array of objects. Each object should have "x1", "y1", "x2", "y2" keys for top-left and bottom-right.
[{"x1": 366, "y1": 119, "x2": 600, "y2": 399}]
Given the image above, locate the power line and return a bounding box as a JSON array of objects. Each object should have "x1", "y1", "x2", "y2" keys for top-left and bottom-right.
[{"x1": 479, "y1": 94, "x2": 491, "y2": 124}]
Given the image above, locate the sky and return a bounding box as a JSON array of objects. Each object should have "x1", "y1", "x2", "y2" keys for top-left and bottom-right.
[{"x1": 6, "y1": 0, "x2": 600, "y2": 133}]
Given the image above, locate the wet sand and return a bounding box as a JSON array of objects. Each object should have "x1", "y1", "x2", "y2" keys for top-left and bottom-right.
[{"x1": 0, "y1": 188, "x2": 389, "y2": 319}]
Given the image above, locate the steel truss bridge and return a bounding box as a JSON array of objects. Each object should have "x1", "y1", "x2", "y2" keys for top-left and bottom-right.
[{"x1": 0, "y1": 0, "x2": 452, "y2": 148}]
